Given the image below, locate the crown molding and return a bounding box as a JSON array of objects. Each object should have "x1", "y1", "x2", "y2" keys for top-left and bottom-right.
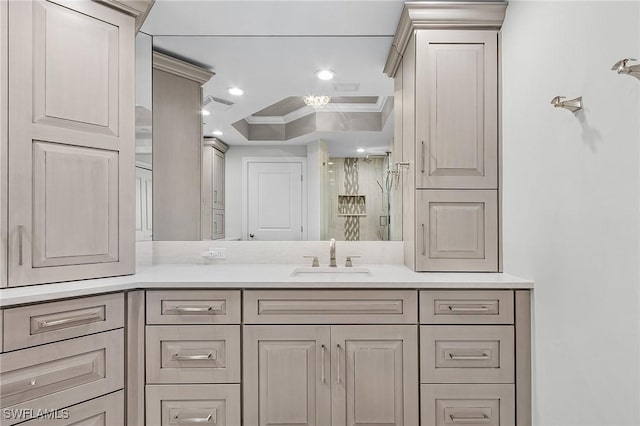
[
  {"x1": 152, "y1": 51, "x2": 214, "y2": 85},
  {"x1": 93, "y1": 0, "x2": 155, "y2": 32},
  {"x1": 203, "y1": 137, "x2": 229, "y2": 153},
  {"x1": 383, "y1": 1, "x2": 508, "y2": 77}
]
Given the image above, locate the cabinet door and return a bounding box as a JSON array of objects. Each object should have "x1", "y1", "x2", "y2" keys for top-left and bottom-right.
[
  {"x1": 415, "y1": 31, "x2": 498, "y2": 189},
  {"x1": 213, "y1": 209, "x2": 225, "y2": 240},
  {"x1": 213, "y1": 149, "x2": 225, "y2": 209},
  {"x1": 331, "y1": 325, "x2": 419, "y2": 426},
  {"x1": 416, "y1": 190, "x2": 498, "y2": 272},
  {"x1": 135, "y1": 167, "x2": 153, "y2": 241},
  {"x1": 243, "y1": 326, "x2": 331, "y2": 426},
  {"x1": 7, "y1": 0, "x2": 134, "y2": 286}
]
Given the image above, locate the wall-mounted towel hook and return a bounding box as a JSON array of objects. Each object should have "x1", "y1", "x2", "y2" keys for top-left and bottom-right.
[
  {"x1": 551, "y1": 96, "x2": 583, "y2": 113},
  {"x1": 611, "y1": 58, "x2": 640, "y2": 81}
]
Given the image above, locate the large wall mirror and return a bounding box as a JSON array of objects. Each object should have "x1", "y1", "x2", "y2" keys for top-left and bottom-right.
[{"x1": 135, "y1": 33, "x2": 401, "y2": 242}]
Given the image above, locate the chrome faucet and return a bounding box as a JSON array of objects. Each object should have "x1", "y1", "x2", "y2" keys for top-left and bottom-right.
[{"x1": 329, "y1": 238, "x2": 337, "y2": 267}]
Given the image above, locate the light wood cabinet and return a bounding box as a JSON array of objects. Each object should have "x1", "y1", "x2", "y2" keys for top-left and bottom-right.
[
  {"x1": 136, "y1": 166, "x2": 153, "y2": 241},
  {"x1": 152, "y1": 52, "x2": 213, "y2": 241},
  {"x1": 7, "y1": 0, "x2": 135, "y2": 286},
  {"x1": 386, "y1": 3, "x2": 505, "y2": 272},
  {"x1": 331, "y1": 325, "x2": 419, "y2": 426},
  {"x1": 213, "y1": 148, "x2": 225, "y2": 210},
  {"x1": 146, "y1": 384, "x2": 241, "y2": 426},
  {"x1": 243, "y1": 324, "x2": 418, "y2": 426},
  {"x1": 415, "y1": 31, "x2": 498, "y2": 190},
  {"x1": 416, "y1": 190, "x2": 498, "y2": 272},
  {"x1": 243, "y1": 325, "x2": 332, "y2": 426}
]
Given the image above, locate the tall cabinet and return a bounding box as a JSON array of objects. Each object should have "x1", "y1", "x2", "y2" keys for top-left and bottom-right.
[
  {"x1": 386, "y1": 2, "x2": 507, "y2": 272},
  {"x1": 3, "y1": 0, "x2": 146, "y2": 287},
  {"x1": 202, "y1": 137, "x2": 227, "y2": 240},
  {"x1": 152, "y1": 52, "x2": 213, "y2": 241}
]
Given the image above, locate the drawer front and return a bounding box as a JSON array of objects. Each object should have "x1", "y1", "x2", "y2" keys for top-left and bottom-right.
[
  {"x1": 0, "y1": 329, "x2": 124, "y2": 425},
  {"x1": 146, "y1": 325, "x2": 241, "y2": 384},
  {"x1": 146, "y1": 384, "x2": 241, "y2": 426},
  {"x1": 16, "y1": 390, "x2": 124, "y2": 425},
  {"x1": 421, "y1": 326, "x2": 514, "y2": 384},
  {"x1": 147, "y1": 291, "x2": 241, "y2": 324},
  {"x1": 3, "y1": 293, "x2": 124, "y2": 351},
  {"x1": 420, "y1": 291, "x2": 513, "y2": 324},
  {"x1": 421, "y1": 384, "x2": 515, "y2": 426},
  {"x1": 244, "y1": 290, "x2": 417, "y2": 324}
]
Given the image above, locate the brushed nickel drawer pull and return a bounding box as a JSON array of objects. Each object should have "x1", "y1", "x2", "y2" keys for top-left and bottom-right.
[
  {"x1": 172, "y1": 306, "x2": 214, "y2": 313},
  {"x1": 421, "y1": 140, "x2": 425, "y2": 174},
  {"x1": 448, "y1": 352, "x2": 490, "y2": 360},
  {"x1": 449, "y1": 414, "x2": 489, "y2": 422},
  {"x1": 321, "y1": 344, "x2": 326, "y2": 384},
  {"x1": 171, "y1": 352, "x2": 215, "y2": 361},
  {"x1": 336, "y1": 344, "x2": 342, "y2": 384},
  {"x1": 39, "y1": 312, "x2": 102, "y2": 328},
  {"x1": 18, "y1": 225, "x2": 24, "y2": 266},
  {"x1": 447, "y1": 304, "x2": 489, "y2": 312},
  {"x1": 421, "y1": 224, "x2": 426, "y2": 256},
  {"x1": 173, "y1": 413, "x2": 214, "y2": 424}
]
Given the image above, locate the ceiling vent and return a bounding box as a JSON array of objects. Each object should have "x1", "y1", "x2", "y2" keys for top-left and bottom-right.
[
  {"x1": 333, "y1": 83, "x2": 360, "y2": 93},
  {"x1": 203, "y1": 95, "x2": 234, "y2": 112}
]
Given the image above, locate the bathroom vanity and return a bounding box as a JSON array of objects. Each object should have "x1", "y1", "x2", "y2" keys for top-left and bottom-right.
[{"x1": 0, "y1": 260, "x2": 532, "y2": 426}]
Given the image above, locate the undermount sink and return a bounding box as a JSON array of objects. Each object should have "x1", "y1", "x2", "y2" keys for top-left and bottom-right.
[{"x1": 292, "y1": 267, "x2": 370, "y2": 275}]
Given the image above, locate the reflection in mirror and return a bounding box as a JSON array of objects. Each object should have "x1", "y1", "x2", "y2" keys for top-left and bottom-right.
[
  {"x1": 136, "y1": 35, "x2": 402, "y2": 242},
  {"x1": 135, "y1": 33, "x2": 153, "y2": 241}
]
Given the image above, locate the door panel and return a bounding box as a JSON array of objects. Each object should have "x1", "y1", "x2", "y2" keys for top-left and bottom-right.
[
  {"x1": 32, "y1": 142, "x2": 118, "y2": 266},
  {"x1": 213, "y1": 150, "x2": 225, "y2": 209},
  {"x1": 243, "y1": 326, "x2": 331, "y2": 426},
  {"x1": 136, "y1": 167, "x2": 153, "y2": 241},
  {"x1": 331, "y1": 325, "x2": 419, "y2": 426},
  {"x1": 416, "y1": 190, "x2": 498, "y2": 272},
  {"x1": 8, "y1": 0, "x2": 134, "y2": 286},
  {"x1": 416, "y1": 31, "x2": 498, "y2": 189},
  {"x1": 247, "y1": 161, "x2": 303, "y2": 240},
  {"x1": 32, "y1": 0, "x2": 118, "y2": 135}
]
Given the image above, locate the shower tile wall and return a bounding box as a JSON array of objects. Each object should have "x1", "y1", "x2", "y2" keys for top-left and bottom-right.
[{"x1": 325, "y1": 157, "x2": 389, "y2": 241}]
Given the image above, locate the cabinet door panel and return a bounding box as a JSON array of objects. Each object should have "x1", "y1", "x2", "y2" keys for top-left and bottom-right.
[
  {"x1": 416, "y1": 31, "x2": 498, "y2": 189},
  {"x1": 8, "y1": 0, "x2": 134, "y2": 286},
  {"x1": 243, "y1": 326, "x2": 331, "y2": 426},
  {"x1": 213, "y1": 149, "x2": 225, "y2": 209},
  {"x1": 416, "y1": 190, "x2": 498, "y2": 271},
  {"x1": 331, "y1": 325, "x2": 419, "y2": 426}
]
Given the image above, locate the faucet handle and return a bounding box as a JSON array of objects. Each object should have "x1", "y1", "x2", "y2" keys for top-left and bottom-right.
[
  {"x1": 303, "y1": 256, "x2": 320, "y2": 267},
  {"x1": 345, "y1": 256, "x2": 361, "y2": 267}
]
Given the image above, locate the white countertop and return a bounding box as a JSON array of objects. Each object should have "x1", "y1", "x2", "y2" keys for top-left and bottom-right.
[{"x1": 0, "y1": 263, "x2": 533, "y2": 307}]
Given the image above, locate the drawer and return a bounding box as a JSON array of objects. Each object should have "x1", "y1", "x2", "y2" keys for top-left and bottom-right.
[
  {"x1": 146, "y1": 384, "x2": 241, "y2": 426},
  {"x1": 3, "y1": 293, "x2": 124, "y2": 351},
  {"x1": 420, "y1": 291, "x2": 514, "y2": 324},
  {"x1": 0, "y1": 329, "x2": 123, "y2": 426},
  {"x1": 146, "y1": 290, "x2": 241, "y2": 324},
  {"x1": 15, "y1": 390, "x2": 124, "y2": 425},
  {"x1": 421, "y1": 384, "x2": 515, "y2": 426},
  {"x1": 421, "y1": 326, "x2": 514, "y2": 384},
  {"x1": 146, "y1": 325, "x2": 241, "y2": 384},
  {"x1": 243, "y1": 290, "x2": 417, "y2": 324}
]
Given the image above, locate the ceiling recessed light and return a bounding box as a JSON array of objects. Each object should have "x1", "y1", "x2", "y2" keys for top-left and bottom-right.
[
  {"x1": 357, "y1": 148, "x2": 365, "y2": 153},
  {"x1": 316, "y1": 70, "x2": 335, "y2": 81},
  {"x1": 202, "y1": 109, "x2": 210, "y2": 116},
  {"x1": 212, "y1": 130, "x2": 223, "y2": 136},
  {"x1": 228, "y1": 87, "x2": 244, "y2": 96},
  {"x1": 328, "y1": 162, "x2": 334, "y2": 165}
]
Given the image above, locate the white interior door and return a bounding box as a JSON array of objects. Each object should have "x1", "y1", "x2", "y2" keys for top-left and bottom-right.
[{"x1": 246, "y1": 161, "x2": 304, "y2": 240}]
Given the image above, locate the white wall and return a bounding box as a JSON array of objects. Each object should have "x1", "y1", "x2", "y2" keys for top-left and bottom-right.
[
  {"x1": 224, "y1": 145, "x2": 307, "y2": 240},
  {"x1": 502, "y1": 2, "x2": 640, "y2": 425}
]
